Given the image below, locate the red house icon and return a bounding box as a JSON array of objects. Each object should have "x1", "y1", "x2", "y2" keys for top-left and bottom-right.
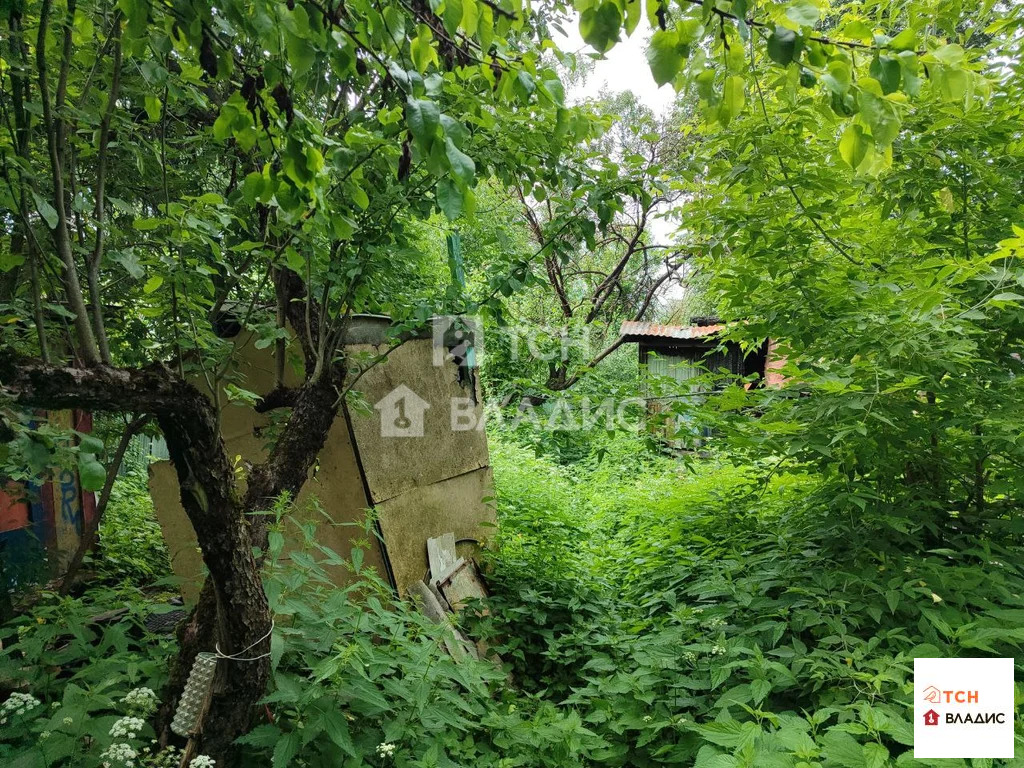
[{"x1": 923, "y1": 709, "x2": 940, "y2": 726}]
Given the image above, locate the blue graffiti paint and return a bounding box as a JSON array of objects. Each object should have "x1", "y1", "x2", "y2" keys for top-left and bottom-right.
[{"x1": 59, "y1": 469, "x2": 81, "y2": 531}]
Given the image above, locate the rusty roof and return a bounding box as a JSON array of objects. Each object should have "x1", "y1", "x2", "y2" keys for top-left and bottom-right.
[{"x1": 619, "y1": 320, "x2": 724, "y2": 340}]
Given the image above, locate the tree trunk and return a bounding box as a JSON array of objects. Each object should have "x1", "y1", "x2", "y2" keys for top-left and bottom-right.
[{"x1": 1, "y1": 357, "x2": 345, "y2": 760}]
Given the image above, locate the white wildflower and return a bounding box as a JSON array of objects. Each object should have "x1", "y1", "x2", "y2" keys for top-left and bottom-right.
[
  {"x1": 704, "y1": 617, "x2": 726, "y2": 630},
  {"x1": 711, "y1": 644, "x2": 726, "y2": 656},
  {"x1": 101, "y1": 742, "x2": 138, "y2": 766},
  {"x1": 1, "y1": 692, "x2": 41, "y2": 719},
  {"x1": 376, "y1": 742, "x2": 397, "y2": 758},
  {"x1": 642, "y1": 715, "x2": 653, "y2": 723},
  {"x1": 681, "y1": 651, "x2": 696, "y2": 663},
  {"x1": 62, "y1": 716, "x2": 74, "y2": 726},
  {"x1": 123, "y1": 687, "x2": 158, "y2": 715},
  {"x1": 110, "y1": 716, "x2": 146, "y2": 739},
  {"x1": 189, "y1": 755, "x2": 216, "y2": 768}
]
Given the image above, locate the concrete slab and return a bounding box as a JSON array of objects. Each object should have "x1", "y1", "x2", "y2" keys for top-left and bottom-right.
[
  {"x1": 347, "y1": 338, "x2": 489, "y2": 503},
  {"x1": 374, "y1": 467, "x2": 496, "y2": 596}
]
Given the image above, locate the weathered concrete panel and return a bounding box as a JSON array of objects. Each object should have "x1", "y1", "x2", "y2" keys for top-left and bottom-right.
[
  {"x1": 149, "y1": 461, "x2": 205, "y2": 604},
  {"x1": 374, "y1": 467, "x2": 496, "y2": 596},
  {"x1": 149, "y1": 318, "x2": 494, "y2": 601},
  {"x1": 347, "y1": 338, "x2": 489, "y2": 503},
  {"x1": 150, "y1": 413, "x2": 389, "y2": 603},
  {"x1": 149, "y1": 334, "x2": 389, "y2": 600}
]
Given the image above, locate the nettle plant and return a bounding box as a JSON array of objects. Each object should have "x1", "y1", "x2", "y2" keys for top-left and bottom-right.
[
  {"x1": 473, "y1": 442, "x2": 1024, "y2": 768},
  {"x1": 0, "y1": 585, "x2": 183, "y2": 766}
]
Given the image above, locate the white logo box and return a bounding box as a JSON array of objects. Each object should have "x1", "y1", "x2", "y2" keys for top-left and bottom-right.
[{"x1": 914, "y1": 657, "x2": 1015, "y2": 759}]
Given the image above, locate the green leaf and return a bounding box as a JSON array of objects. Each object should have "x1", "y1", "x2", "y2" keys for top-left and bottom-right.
[
  {"x1": 889, "y1": 27, "x2": 917, "y2": 51},
  {"x1": 858, "y1": 89, "x2": 901, "y2": 146},
  {"x1": 411, "y1": 25, "x2": 438, "y2": 72},
  {"x1": 437, "y1": 178, "x2": 464, "y2": 220},
  {"x1": 351, "y1": 185, "x2": 369, "y2": 210},
  {"x1": 144, "y1": 93, "x2": 162, "y2": 122},
  {"x1": 694, "y1": 746, "x2": 739, "y2": 768},
  {"x1": 407, "y1": 98, "x2": 441, "y2": 146},
  {"x1": 766, "y1": 26, "x2": 801, "y2": 66},
  {"x1": 78, "y1": 435, "x2": 105, "y2": 454},
  {"x1": 820, "y1": 729, "x2": 866, "y2": 767},
  {"x1": 272, "y1": 728, "x2": 301, "y2": 768},
  {"x1": 32, "y1": 192, "x2": 59, "y2": 229},
  {"x1": 318, "y1": 707, "x2": 356, "y2": 756},
  {"x1": 579, "y1": 2, "x2": 622, "y2": 54},
  {"x1": 862, "y1": 742, "x2": 889, "y2": 768},
  {"x1": 722, "y1": 75, "x2": 745, "y2": 118},
  {"x1": 143, "y1": 275, "x2": 164, "y2": 294},
  {"x1": 443, "y1": 0, "x2": 464, "y2": 35},
  {"x1": 785, "y1": 0, "x2": 819, "y2": 27},
  {"x1": 78, "y1": 455, "x2": 106, "y2": 492},
  {"x1": 869, "y1": 55, "x2": 901, "y2": 94},
  {"x1": 750, "y1": 677, "x2": 771, "y2": 703},
  {"x1": 933, "y1": 66, "x2": 969, "y2": 102},
  {"x1": 445, "y1": 137, "x2": 475, "y2": 184},
  {"x1": 646, "y1": 30, "x2": 683, "y2": 87},
  {"x1": 839, "y1": 124, "x2": 868, "y2": 169}
]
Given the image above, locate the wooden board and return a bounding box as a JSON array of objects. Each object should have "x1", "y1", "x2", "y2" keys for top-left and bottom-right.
[
  {"x1": 436, "y1": 558, "x2": 488, "y2": 612},
  {"x1": 426, "y1": 533, "x2": 458, "y2": 579},
  {"x1": 407, "y1": 580, "x2": 478, "y2": 661}
]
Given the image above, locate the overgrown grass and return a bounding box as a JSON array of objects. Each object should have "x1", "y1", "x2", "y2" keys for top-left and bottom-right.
[
  {"x1": 475, "y1": 434, "x2": 1024, "y2": 768},
  {"x1": 3, "y1": 435, "x2": 1023, "y2": 767}
]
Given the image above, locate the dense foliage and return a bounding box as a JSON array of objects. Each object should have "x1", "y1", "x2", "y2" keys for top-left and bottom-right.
[
  {"x1": 2, "y1": 0, "x2": 1023, "y2": 762},
  {"x1": 475, "y1": 438, "x2": 1024, "y2": 768}
]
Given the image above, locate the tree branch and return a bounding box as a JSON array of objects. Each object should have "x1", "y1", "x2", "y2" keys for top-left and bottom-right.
[
  {"x1": 36, "y1": 0, "x2": 101, "y2": 364},
  {"x1": 87, "y1": 19, "x2": 122, "y2": 365}
]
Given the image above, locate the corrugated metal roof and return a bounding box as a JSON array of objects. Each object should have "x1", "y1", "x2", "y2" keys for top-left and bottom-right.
[{"x1": 620, "y1": 321, "x2": 724, "y2": 340}]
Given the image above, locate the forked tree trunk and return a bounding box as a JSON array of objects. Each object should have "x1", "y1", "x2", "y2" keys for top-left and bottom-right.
[{"x1": 0, "y1": 358, "x2": 342, "y2": 762}]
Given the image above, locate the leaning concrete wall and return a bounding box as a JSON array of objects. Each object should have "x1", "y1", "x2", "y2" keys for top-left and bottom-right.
[
  {"x1": 344, "y1": 321, "x2": 495, "y2": 594},
  {"x1": 149, "y1": 316, "x2": 495, "y2": 602},
  {"x1": 149, "y1": 329, "x2": 388, "y2": 604}
]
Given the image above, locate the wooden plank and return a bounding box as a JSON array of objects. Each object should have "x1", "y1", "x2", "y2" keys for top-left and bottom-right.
[
  {"x1": 436, "y1": 558, "x2": 488, "y2": 612},
  {"x1": 426, "y1": 533, "x2": 458, "y2": 580},
  {"x1": 407, "y1": 580, "x2": 478, "y2": 661}
]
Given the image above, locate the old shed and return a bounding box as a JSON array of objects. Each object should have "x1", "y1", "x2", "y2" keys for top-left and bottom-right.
[{"x1": 150, "y1": 315, "x2": 495, "y2": 602}]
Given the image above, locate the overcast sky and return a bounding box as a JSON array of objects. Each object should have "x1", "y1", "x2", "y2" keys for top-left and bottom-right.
[
  {"x1": 552, "y1": 16, "x2": 687, "y2": 301},
  {"x1": 553, "y1": 16, "x2": 678, "y2": 117}
]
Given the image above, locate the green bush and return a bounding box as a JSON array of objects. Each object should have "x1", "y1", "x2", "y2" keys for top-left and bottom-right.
[
  {"x1": 0, "y1": 585, "x2": 178, "y2": 767},
  {"x1": 473, "y1": 439, "x2": 1024, "y2": 767},
  {"x1": 95, "y1": 471, "x2": 172, "y2": 587}
]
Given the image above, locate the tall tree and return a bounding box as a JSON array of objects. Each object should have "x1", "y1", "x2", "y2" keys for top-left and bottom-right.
[
  {"x1": 513, "y1": 93, "x2": 692, "y2": 392},
  {"x1": 0, "y1": 0, "x2": 579, "y2": 755}
]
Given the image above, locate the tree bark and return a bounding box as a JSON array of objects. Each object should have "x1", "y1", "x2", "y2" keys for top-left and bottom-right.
[
  {"x1": 0, "y1": 360, "x2": 269, "y2": 760},
  {"x1": 1, "y1": 354, "x2": 346, "y2": 760}
]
